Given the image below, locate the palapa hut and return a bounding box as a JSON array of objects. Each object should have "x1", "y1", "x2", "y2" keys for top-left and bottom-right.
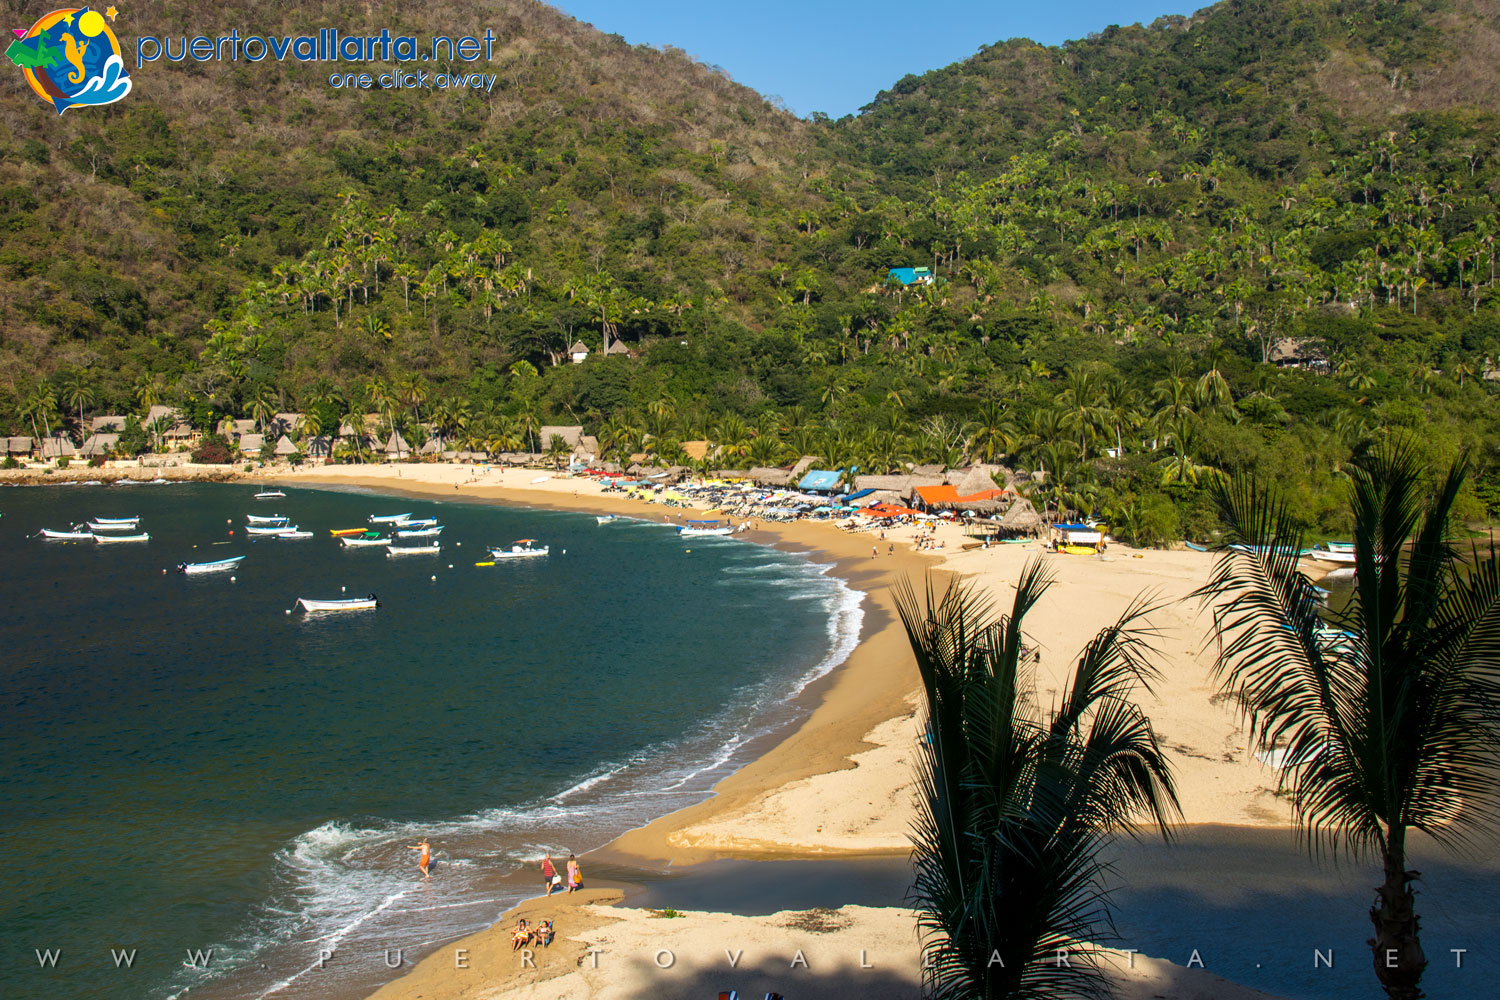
[
  {"x1": 418, "y1": 438, "x2": 442, "y2": 456},
  {"x1": 788, "y1": 456, "x2": 820, "y2": 480},
  {"x1": 274, "y1": 434, "x2": 298, "y2": 458},
  {"x1": 7, "y1": 436, "x2": 34, "y2": 456},
  {"x1": 79, "y1": 433, "x2": 119, "y2": 458},
  {"x1": 996, "y1": 497, "x2": 1045, "y2": 537},
  {"x1": 747, "y1": 466, "x2": 794, "y2": 487},
  {"x1": 40, "y1": 434, "x2": 77, "y2": 460},
  {"x1": 383, "y1": 431, "x2": 411, "y2": 459},
  {"x1": 306, "y1": 435, "x2": 334, "y2": 460},
  {"x1": 238, "y1": 433, "x2": 266, "y2": 456}
]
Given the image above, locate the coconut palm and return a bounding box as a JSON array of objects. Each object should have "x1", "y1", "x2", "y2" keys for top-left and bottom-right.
[
  {"x1": 60, "y1": 372, "x2": 95, "y2": 441},
  {"x1": 545, "y1": 433, "x2": 571, "y2": 470},
  {"x1": 898, "y1": 565, "x2": 1179, "y2": 1000},
  {"x1": 1196, "y1": 439, "x2": 1500, "y2": 1000}
]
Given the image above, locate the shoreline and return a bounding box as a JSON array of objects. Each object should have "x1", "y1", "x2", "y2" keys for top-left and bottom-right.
[
  {"x1": 275, "y1": 463, "x2": 948, "y2": 866},
  {"x1": 12, "y1": 463, "x2": 1305, "y2": 999}
]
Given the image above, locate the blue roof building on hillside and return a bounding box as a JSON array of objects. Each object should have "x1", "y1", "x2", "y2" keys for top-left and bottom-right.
[{"x1": 886, "y1": 266, "x2": 934, "y2": 286}]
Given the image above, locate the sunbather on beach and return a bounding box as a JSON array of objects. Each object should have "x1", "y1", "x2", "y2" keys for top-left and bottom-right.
[
  {"x1": 536, "y1": 919, "x2": 555, "y2": 947},
  {"x1": 511, "y1": 919, "x2": 531, "y2": 950}
]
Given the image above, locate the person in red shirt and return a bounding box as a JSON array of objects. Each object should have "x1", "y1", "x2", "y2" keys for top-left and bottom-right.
[{"x1": 541, "y1": 853, "x2": 557, "y2": 894}]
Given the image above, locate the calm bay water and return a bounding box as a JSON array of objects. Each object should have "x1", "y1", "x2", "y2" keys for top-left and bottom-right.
[{"x1": 0, "y1": 482, "x2": 862, "y2": 999}]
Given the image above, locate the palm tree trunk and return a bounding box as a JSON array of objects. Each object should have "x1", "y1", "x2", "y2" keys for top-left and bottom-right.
[{"x1": 1369, "y1": 829, "x2": 1427, "y2": 1000}]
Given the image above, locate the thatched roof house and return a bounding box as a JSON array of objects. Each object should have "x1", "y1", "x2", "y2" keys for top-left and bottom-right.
[
  {"x1": 41, "y1": 434, "x2": 76, "y2": 459},
  {"x1": 274, "y1": 434, "x2": 298, "y2": 457},
  {"x1": 6, "y1": 436, "x2": 34, "y2": 455},
  {"x1": 997, "y1": 497, "x2": 1045, "y2": 536},
  {"x1": 747, "y1": 466, "x2": 794, "y2": 487},
  {"x1": 238, "y1": 433, "x2": 266, "y2": 455},
  {"x1": 80, "y1": 433, "x2": 119, "y2": 457},
  {"x1": 384, "y1": 431, "x2": 411, "y2": 457}
]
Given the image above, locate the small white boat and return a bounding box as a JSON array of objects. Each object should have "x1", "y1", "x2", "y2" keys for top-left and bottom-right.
[
  {"x1": 490, "y1": 539, "x2": 548, "y2": 559},
  {"x1": 254, "y1": 490, "x2": 287, "y2": 499},
  {"x1": 399, "y1": 517, "x2": 439, "y2": 528},
  {"x1": 94, "y1": 532, "x2": 150, "y2": 543},
  {"x1": 680, "y1": 520, "x2": 733, "y2": 537},
  {"x1": 341, "y1": 536, "x2": 392, "y2": 548},
  {"x1": 395, "y1": 525, "x2": 443, "y2": 538},
  {"x1": 92, "y1": 516, "x2": 140, "y2": 526},
  {"x1": 1309, "y1": 547, "x2": 1358, "y2": 564},
  {"x1": 596, "y1": 515, "x2": 619, "y2": 524},
  {"x1": 296, "y1": 595, "x2": 377, "y2": 612},
  {"x1": 87, "y1": 521, "x2": 140, "y2": 532},
  {"x1": 368, "y1": 513, "x2": 412, "y2": 524},
  {"x1": 246, "y1": 514, "x2": 289, "y2": 525},
  {"x1": 246, "y1": 524, "x2": 292, "y2": 535},
  {"x1": 179, "y1": 556, "x2": 245, "y2": 574},
  {"x1": 272, "y1": 529, "x2": 313, "y2": 539},
  {"x1": 387, "y1": 543, "x2": 441, "y2": 556},
  {"x1": 39, "y1": 527, "x2": 93, "y2": 540}
]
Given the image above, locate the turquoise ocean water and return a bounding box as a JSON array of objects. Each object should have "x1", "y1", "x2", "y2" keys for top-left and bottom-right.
[{"x1": 0, "y1": 483, "x2": 862, "y2": 999}]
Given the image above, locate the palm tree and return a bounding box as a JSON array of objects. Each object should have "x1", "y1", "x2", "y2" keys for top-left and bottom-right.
[
  {"x1": 898, "y1": 565, "x2": 1179, "y2": 1000},
  {"x1": 545, "y1": 433, "x2": 571, "y2": 470},
  {"x1": 61, "y1": 372, "x2": 95, "y2": 441},
  {"x1": 1196, "y1": 439, "x2": 1500, "y2": 1000}
]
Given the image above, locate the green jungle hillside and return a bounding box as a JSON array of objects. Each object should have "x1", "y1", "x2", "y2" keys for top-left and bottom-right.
[{"x1": 4, "y1": 0, "x2": 1500, "y2": 541}]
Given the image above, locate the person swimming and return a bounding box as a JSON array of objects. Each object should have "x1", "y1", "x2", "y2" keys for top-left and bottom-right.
[{"x1": 408, "y1": 839, "x2": 432, "y2": 879}]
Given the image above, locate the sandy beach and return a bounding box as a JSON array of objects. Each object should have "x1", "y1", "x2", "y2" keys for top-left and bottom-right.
[{"x1": 216, "y1": 460, "x2": 1300, "y2": 999}]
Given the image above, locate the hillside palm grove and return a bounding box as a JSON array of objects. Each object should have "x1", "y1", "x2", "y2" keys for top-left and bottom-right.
[{"x1": 4, "y1": 0, "x2": 1500, "y2": 542}]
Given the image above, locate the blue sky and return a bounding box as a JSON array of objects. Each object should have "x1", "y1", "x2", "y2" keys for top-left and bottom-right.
[{"x1": 550, "y1": 1, "x2": 1203, "y2": 118}]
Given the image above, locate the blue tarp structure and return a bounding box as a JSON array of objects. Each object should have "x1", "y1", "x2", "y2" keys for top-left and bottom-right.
[
  {"x1": 798, "y1": 470, "x2": 842, "y2": 493},
  {"x1": 838, "y1": 488, "x2": 877, "y2": 503}
]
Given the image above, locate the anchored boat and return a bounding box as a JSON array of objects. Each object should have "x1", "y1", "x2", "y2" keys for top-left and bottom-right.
[
  {"x1": 296, "y1": 595, "x2": 377, "y2": 612},
  {"x1": 490, "y1": 539, "x2": 549, "y2": 559},
  {"x1": 39, "y1": 527, "x2": 93, "y2": 540},
  {"x1": 254, "y1": 489, "x2": 287, "y2": 499},
  {"x1": 368, "y1": 513, "x2": 412, "y2": 524},
  {"x1": 341, "y1": 535, "x2": 391, "y2": 548},
  {"x1": 395, "y1": 525, "x2": 443, "y2": 538},
  {"x1": 387, "y1": 543, "x2": 441, "y2": 556},
  {"x1": 179, "y1": 556, "x2": 245, "y2": 574},
  {"x1": 94, "y1": 532, "x2": 150, "y2": 543},
  {"x1": 246, "y1": 514, "x2": 289, "y2": 525}
]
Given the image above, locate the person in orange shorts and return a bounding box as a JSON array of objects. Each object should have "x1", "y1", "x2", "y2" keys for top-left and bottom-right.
[{"x1": 408, "y1": 839, "x2": 432, "y2": 880}]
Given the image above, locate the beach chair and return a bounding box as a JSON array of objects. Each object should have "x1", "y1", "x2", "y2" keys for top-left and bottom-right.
[{"x1": 716, "y1": 992, "x2": 738, "y2": 1000}]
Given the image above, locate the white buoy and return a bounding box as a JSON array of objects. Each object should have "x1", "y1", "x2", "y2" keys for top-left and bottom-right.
[
  {"x1": 431, "y1": 575, "x2": 437, "y2": 581},
  {"x1": 284, "y1": 609, "x2": 291, "y2": 615},
  {"x1": 230, "y1": 576, "x2": 236, "y2": 582},
  {"x1": 341, "y1": 585, "x2": 346, "y2": 592},
  {"x1": 448, "y1": 564, "x2": 453, "y2": 568}
]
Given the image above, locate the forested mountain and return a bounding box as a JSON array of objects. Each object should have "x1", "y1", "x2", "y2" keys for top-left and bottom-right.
[{"x1": 4, "y1": 0, "x2": 1500, "y2": 541}]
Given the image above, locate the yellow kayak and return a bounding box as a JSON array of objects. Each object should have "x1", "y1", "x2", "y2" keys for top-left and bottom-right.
[
  {"x1": 1059, "y1": 544, "x2": 1098, "y2": 555},
  {"x1": 474, "y1": 561, "x2": 495, "y2": 567},
  {"x1": 330, "y1": 528, "x2": 367, "y2": 537}
]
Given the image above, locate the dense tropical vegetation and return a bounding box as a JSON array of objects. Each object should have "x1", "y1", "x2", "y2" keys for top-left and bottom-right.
[
  {"x1": 4, "y1": 0, "x2": 1500, "y2": 541},
  {"x1": 898, "y1": 568, "x2": 1179, "y2": 998},
  {"x1": 1198, "y1": 438, "x2": 1500, "y2": 1000}
]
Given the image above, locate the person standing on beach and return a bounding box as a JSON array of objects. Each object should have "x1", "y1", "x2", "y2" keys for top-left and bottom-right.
[
  {"x1": 541, "y1": 853, "x2": 557, "y2": 894},
  {"x1": 408, "y1": 839, "x2": 432, "y2": 880},
  {"x1": 567, "y1": 855, "x2": 582, "y2": 893}
]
